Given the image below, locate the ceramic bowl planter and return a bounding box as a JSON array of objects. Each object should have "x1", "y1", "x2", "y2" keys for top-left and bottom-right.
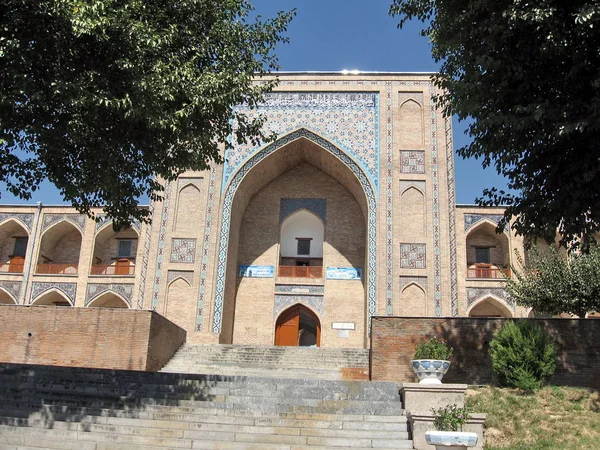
[
  {"x1": 425, "y1": 430, "x2": 478, "y2": 450},
  {"x1": 411, "y1": 359, "x2": 451, "y2": 384}
]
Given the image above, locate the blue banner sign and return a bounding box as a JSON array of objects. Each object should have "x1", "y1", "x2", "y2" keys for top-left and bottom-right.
[
  {"x1": 238, "y1": 265, "x2": 274, "y2": 278},
  {"x1": 326, "y1": 267, "x2": 362, "y2": 280}
]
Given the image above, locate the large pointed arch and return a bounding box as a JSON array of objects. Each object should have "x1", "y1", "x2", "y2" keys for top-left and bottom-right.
[{"x1": 212, "y1": 128, "x2": 377, "y2": 334}]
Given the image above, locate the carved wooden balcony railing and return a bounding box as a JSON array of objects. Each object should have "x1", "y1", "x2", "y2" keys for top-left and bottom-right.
[
  {"x1": 36, "y1": 263, "x2": 78, "y2": 275},
  {"x1": 278, "y1": 266, "x2": 323, "y2": 278},
  {"x1": 467, "y1": 264, "x2": 511, "y2": 279},
  {"x1": 90, "y1": 264, "x2": 136, "y2": 276}
]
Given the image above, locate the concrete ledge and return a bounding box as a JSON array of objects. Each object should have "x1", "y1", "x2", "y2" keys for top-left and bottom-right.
[
  {"x1": 0, "y1": 305, "x2": 186, "y2": 371},
  {"x1": 400, "y1": 383, "x2": 468, "y2": 411},
  {"x1": 408, "y1": 411, "x2": 486, "y2": 450}
]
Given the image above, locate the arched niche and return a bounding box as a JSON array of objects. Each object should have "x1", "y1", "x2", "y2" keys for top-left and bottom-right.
[
  {"x1": 91, "y1": 224, "x2": 138, "y2": 276},
  {"x1": 280, "y1": 209, "x2": 325, "y2": 270},
  {"x1": 87, "y1": 291, "x2": 129, "y2": 308},
  {"x1": 165, "y1": 278, "x2": 194, "y2": 331},
  {"x1": 275, "y1": 304, "x2": 321, "y2": 347},
  {"x1": 0, "y1": 219, "x2": 29, "y2": 274},
  {"x1": 31, "y1": 289, "x2": 72, "y2": 306},
  {"x1": 466, "y1": 221, "x2": 510, "y2": 279},
  {"x1": 214, "y1": 129, "x2": 375, "y2": 344},
  {"x1": 398, "y1": 99, "x2": 424, "y2": 149},
  {"x1": 468, "y1": 296, "x2": 513, "y2": 318},
  {"x1": 399, "y1": 186, "x2": 426, "y2": 240},
  {"x1": 0, "y1": 288, "x2": 17, "y2": 305},
  {"x1": 174, "y1": 183, "x2": 203, "y2": 233},
  {"x1": 400, "y1": 283, "x2": 427, "y2": 316},
  {"x1": 37, "y1": 221, "x2": 82, "y2": 275}
]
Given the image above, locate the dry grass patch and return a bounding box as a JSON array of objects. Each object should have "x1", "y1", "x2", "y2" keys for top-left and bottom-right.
[{"x1": 466, "y1": 386, "x2": 600, "y2": 450}]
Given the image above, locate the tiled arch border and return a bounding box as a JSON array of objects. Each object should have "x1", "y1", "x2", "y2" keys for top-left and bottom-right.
[{"x1": 211, "y1": 128, "x2": 377, "y2": 333}]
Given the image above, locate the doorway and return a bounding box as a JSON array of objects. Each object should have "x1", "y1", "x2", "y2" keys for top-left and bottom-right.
[{"x1": 275, "y1": 304, "x2": 321, "y2": 347}]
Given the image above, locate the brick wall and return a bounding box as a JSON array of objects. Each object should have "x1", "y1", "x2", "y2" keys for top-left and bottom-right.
[
  {"x1": 371, "y1": 317, "x2": 600, "y2": 389},
  {"x1": 0, "y1": 305, "x2": 186, "y2": 371}
]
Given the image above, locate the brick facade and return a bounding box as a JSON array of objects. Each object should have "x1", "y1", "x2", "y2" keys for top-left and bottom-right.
[
  {"x1": 0, "y1": 305, "x2": 185, "y2": 371},
  {"x1": 371, "y1": 317, "x2": 600, "y2": 389}
]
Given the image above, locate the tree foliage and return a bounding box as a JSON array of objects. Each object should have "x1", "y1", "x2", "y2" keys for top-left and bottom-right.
[
  {"x1": 489, "y1": 320, "x2": 556, "y2": 391},
  {"x1": 507, "y1": 245, "x2": 600, "y2": 317},
  {"x1": 390, "y1": 0, "x2": 600, "y2": 247},
  {"x1": 1, "y1": 0, "x2": 294, "y2": 227}
]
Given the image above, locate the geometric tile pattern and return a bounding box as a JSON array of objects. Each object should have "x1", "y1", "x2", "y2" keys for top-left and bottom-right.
[
  {"x1": 0, "y1": 281, "x2": 22, "y2": 304},
  {"x1": 151, "y1": 182, "x2": 172, "y2": 311},
  {"x1": 226, "y1": 92, "x2": 380, "y2": 193},
  {"x1": 464, "y1": 214, "x2": 509, "y2": 234},
  {"x1": 275, "y1": 284, "x2": 325, "y2": 295},
  {"x1": 94, "y1": 214, "x2": 142, "y2": 233},
  {"x1": 385, "y1": 82, "x2": 394, "y2": 315},
  {"x1": 0, "y1": 213, "x2": 34, "y2": 231},
  {"x1": 212, "y1": 128, "x2": 377, "y2": 334},
  {"x1": 400, "y1": 244, "x2": 426, "y2": 269},
  {"x1": 280, "y1": 198, "x2": 327, "y2": 224},
  {"x1": 400, "y1": 151, "x2": 425, "y2": 174},
  {"x1": 138, "y1": 201, "x2": 155, "y2": 309},
  {"x1": 466, "y1": 287, "x2": 515, "y2": 311},
  {"x1": 85, "y1": 283, "x2": 133, "y2": 307},
  {"x1": 41, "y1": 213, "x2": 86, "y2": 233},
  {"x1": 170, "y1": 238, "x2": 196, "y2": 263},
  {"x1": 196, "y1": 168, "x2": 217, "y2": 331},
  {"x1": 446, "y1": 116, "x2": 459, "y2": 316},
  {"x1": 274, "y1": 294, "x2": 324, "y2": 318},
  {"x1": 30, "y1": 282, "x2": 77, "y2": 305}
]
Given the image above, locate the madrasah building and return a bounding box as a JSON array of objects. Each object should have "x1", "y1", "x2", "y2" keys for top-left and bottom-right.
[{"x1": 0, "y1": 73, "x2": 529, "y2": 349}]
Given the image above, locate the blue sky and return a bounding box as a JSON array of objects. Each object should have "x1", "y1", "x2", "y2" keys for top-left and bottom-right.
[{"x1": 0, "y1": 0, "x2": 509, "y2": 206}]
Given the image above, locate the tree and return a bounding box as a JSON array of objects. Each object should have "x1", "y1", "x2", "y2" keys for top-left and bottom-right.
[
  {"x1": 1, "y1": 0, "x2": 294, "y2": 227},
  {"x1": 506, "y1": 245, "x2": 600, "y2": 317},
  {"x1": 389, "y1": 0, "x2": 600, "y2": 248}
]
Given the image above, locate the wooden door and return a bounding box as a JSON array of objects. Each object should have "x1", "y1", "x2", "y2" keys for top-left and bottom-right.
[
  {"x1": 115, "y1": 258, "x2": 130, "y2": 275},
  {"x1": 8, "y1": 256, "x2": 24, "y2": 273},
  {"x1": 275, "y1": 308, "x2": 299, "y2": 346}
]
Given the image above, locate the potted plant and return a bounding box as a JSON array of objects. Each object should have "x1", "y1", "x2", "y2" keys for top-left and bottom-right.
[
  {"x1": 425, "y1": 404, "x2": 478, "y2": 449},
  {"x1": 411, "y1": 337, "x2": 453, "y2": 384}
]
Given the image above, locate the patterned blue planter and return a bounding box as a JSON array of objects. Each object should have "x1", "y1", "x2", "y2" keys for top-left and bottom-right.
[
  {"x1": 411, "y1": 359, "x2": 451, "y2": 384},
  {"x1": 425, "y1": 430, "x2": 478, "y2": 449}
]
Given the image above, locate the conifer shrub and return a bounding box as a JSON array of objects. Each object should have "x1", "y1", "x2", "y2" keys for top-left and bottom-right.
[{"x1": 489, "y1": 320, "x2": 557, "y2": 391}]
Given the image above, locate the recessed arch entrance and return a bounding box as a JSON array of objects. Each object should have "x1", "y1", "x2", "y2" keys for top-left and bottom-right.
[
  {"x1": 212, "y1": 128, "x2": 376, "y2": 346},
  {"x1": 275, "y1": 304, "x2": 321, "y2": 347}
]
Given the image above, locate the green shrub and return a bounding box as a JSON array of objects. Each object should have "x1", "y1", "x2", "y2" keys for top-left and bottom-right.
[
  {"x1": 489, "y1": 321, "x2": 557, "y2": 390},
  {"x1": 431, "y1": 404, "x2": 471, "y2": 432},
  {"x1": 413, "y1": 337, "x2": 453, "y2": 360}
]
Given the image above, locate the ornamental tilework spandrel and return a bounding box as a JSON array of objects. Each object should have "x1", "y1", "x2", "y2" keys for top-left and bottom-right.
[
  {"x1": 85, "y1": 283, "x2": 133, "y2": 306},
  {"x1": 400, "y1": 151, "x2": 425, "y2": 174},
  {"x1": 464, "y1": 214, "x2": 508, "y2": 233},
  {"x1": 0, "y1": 281, "x2": 21, "y2": 303},
  {"x1": 42, "y1": 214, "x2": 86, "y2": 233},
  {"x1": 170, "y1": 238, "x2": 196, "y2": 263},
  {"x1": 467, "y1": 287, "x2": 515, "y2": 310},
  {"x1": 274, "y1": 294, "x2": 324, "y2": 318},
  {"x1": 400, "y1": 244, "x2": 426, "y2": 269},
  {"x1": 280, "y1": 198, "x2": 326, "y2": 223},
  {"x1": 30, "y1": 282, "x2": 76, "y2": 305},
  {"x1": 227, "y1": 92, "x2": 380, "y2": 192},
  {"x1": 0, "y1": 213, "x2": 34, "y2": 231}
]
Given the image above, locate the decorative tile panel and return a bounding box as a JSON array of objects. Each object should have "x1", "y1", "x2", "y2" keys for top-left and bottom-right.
[
  {"x1": 446, "y1": 116, "x2": 459, "y2": 317},
  {"x1": 227, "y1": 92, "x2": 380, "y2": 192},
  {"x1": 212, "y1": 128, "x2": 377, "y2": 334},
  {"x1": 400, "y1": 151, "x2": 425, "y2": 174},
  {"x1": 42, "y1": 214, "x2": 86, "y2": 233},
  {"x1": 196, "y1": 168, "x2": 217, "y2": 331},
  {"x1": 167, "y1": 270, "x2": 194, "y2": 287},
  {"x1": 400, "y1": 244, "x2": 426, "y2": 269},
  {"x1": 280, "y1": 198, "x2": 326, "y2": 223},
  {"x1": 0, "y1": 213, "x2": 34, "y2": 231},
  {"x1": 138, "y1": 201, "x2": 155, "y2": 309},
  {"x1": 464, "y1": 214, "x2": 508, "y2": 234},
  {"x1": 170, "y1": 238, "x2": 196, "y2": 263},
  {"x1": 30, "y1": 282, "x2": 76, "y2": 305},
  {"x1": 151, "y1": 182, "x2": 172, "y2": 310},
  {"x1": 85, "y1": 283, "x2": 133, "y2": 307},
  {"x1": 385, "y1": 83, "x2": 393, "y2": 315},
  {"x1": 275, "y1": 284, "x2": 324, "y2": 295},
  {"x1": 466, "y1": 287, "x2": 515, "y2": 311},
  {"x1": 399, "y1": 276, "x2": 428, "y2": 292},
  {"x1": 0, "y1": 281, "x2": 22, "y2": 303},
  {"x1": 95, "y1": 214, "x2": 141, "y2": 233},
  {"x1": 274, "y1": 294, "x2": 323, "y2": 318}
]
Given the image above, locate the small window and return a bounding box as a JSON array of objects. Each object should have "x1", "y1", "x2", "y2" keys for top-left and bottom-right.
[
  {"x1": 475, "y1": 247, "x2": 490, "y2": 264},
  {"x1": 12, "y1": 237, "x2": 28, "y2": 257},
  {"x1": 117, "y1": 240, "x2": 133, "y2": 258},
  {"x1": 297, "y1": 239, "x2": 311, "y2": 256}
]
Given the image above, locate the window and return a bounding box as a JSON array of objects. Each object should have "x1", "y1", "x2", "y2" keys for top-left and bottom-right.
[
  {"x1": 297, "y1": 238, "x2": 311, "y2": 256},
  {"x1": 117, "y1": 240, "x2": 133, "y2": 258},
  {"x1": 475, "y1": 247, "x2": 490, "y2": 264},
  {"x1": 12, "y1": 237, "x2": 28, "y2": 257}
]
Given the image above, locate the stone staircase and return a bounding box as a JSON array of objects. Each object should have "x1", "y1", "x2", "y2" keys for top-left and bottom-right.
[
  {"x1": 0, "y1": 362, "x2": 412, "y2": 449},
  {"x1": 161, "y1": 344, "x2": 371, "y2": 380}
]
